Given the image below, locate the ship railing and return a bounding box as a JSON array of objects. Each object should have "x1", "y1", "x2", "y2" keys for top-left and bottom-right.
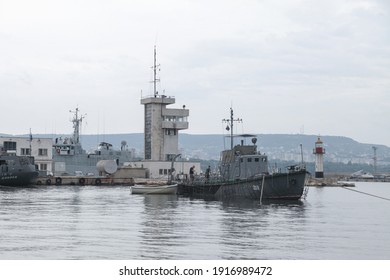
[
  {"x1": 184, "y1": 174, "x2": 269, "y2": 186},
  {"x1": 141, "y1": 94, "x2": 175, "y2": 99},
  {"x1": 287, "y1": 164, "x2": 306, "y2": 173}
]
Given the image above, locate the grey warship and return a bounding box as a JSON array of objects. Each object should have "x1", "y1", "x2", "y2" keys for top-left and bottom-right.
[
  {"x1": 52, "y1": 108, "x2": 133, "y2": 176},
  {"x1": 0, "y1": 152, "x2": 38, "y2": 186},
  {"x1": 177, "y1": 108, "x2": 307, "y2": 200}
]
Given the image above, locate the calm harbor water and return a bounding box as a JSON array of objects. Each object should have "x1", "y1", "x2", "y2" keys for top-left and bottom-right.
[{"x1": 0, "y1": 182, "x2": 389, "y2": 260}]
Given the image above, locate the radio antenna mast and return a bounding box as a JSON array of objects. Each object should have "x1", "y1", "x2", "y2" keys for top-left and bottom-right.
[
  {"x1": 152, "y1": 45, "x2": 160, "y2": 97},
  {"x1": 222, "y1": 107, "x2": 243, "y2": 150}
]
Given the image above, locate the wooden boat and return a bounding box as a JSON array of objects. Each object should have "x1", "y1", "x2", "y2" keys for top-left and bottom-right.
[{"x1": 130, "y1": 184, "x2": 178, "y2": 195}]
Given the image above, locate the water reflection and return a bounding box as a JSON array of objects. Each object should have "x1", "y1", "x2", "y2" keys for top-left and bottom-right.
[
  {"x1": 216, "y1": 199, "x2": 307, "y2": 259},
  {"x1": 137, "y1": 195, "x2": 181, "y2": 259},
  {"x1": 221, "y1": 198, "x2": 304, "y2": 209},
  {"x1": 135, "y1": 194, "x2": 309, "y2": 259},
  {"x1": 1, "y1": 183, "x2": 389, "y2": 259}
]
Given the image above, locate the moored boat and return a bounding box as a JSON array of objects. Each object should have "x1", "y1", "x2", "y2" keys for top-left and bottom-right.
[
  {"x1": 52, "y1": 107, "x2": 134, "y2": 176},
  {"x1": 130, "y1": 184, "x2": 178, "y2": 195},
  {"x1": 177, "y1": 108, "x2": 307, "y2": 201},
  {"x1": 177, "y1": 168, "x2": 307, "y2": 200},
  {"x1": 0, "y1": 154, "x2": 39, "y2": 186}
]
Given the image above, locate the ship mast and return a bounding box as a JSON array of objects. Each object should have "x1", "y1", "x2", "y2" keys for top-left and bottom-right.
[
  {"x1": 222, "y1": 108, "x2": 242, "y2": 150},
  {"x1": 70, "y1": 107, "x2": 86, "y2": 145}
]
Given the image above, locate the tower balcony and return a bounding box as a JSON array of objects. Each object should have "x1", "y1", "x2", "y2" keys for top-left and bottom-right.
[
  {"x1": 162, "y1": 121, "x2": 189, "y2": 130},
  {"x1": 141, "y1": 95, "x2": 175, "y2": 105},
  {"x1": 162, "y1": 108, "x2": 189, "y2": 117}
]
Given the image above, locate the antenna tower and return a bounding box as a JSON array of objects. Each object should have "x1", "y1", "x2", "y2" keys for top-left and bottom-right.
[
  {"x1": 152, "y1": 45, "x2": 160, "y2": 97},
  {"x1": 222, "y1": 107, "x2": 242, "y2": 149},
  {"x1": 70, "y1": 107, "x2": 86, "y2": 145}
]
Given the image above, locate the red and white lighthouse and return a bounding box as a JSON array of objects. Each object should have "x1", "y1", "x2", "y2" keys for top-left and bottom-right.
[{"x1": 313, "y1": 137, "x2": 325, "y2": 178}]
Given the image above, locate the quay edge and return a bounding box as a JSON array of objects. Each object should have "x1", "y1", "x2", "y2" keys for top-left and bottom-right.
[{"x1": 35, "y1": 175, "x2": 135, "y2": 186}]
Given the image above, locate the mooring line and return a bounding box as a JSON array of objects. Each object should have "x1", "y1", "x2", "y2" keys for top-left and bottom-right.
[{"x1": 340, "y1": 186, "x2": 390, "y2": 202}]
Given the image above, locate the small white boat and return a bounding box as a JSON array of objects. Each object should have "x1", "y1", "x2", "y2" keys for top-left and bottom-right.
[{"x1": 130, "y1": 184, "x2": 178, "y2": 195}]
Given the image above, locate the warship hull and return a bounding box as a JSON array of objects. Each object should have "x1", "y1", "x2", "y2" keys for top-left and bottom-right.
[
  {"x1": 0, "y1": 172, "x2": 38, "y2": 186},
  {"x1": 0, "y1": 155, "x2": 39, "y2": 187},
  {"x1": 177, "y1": 169, "x2": 307, "y2": 200}
]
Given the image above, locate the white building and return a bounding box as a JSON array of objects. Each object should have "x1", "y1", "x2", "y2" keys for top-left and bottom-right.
[
  {"x1": 126, "y1": 47, "x2": 200, "y2": 179},
  {"x1": 142, "y1": 95, "x2": 189, "y2": 161},
  {"x1": 0, "y1": 136, "x2": 53, "y2": 174},
  {"x1": 129, "y1": 94, "x2": 200, "y2": 179}
]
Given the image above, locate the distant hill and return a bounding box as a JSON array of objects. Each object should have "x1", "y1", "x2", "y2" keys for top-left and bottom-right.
[
  {"x1": 180, "y1": 134, "x2": 390, "y2": 165},
  {"x1": 13, "y1": 132, "x2": 390, "y2": 166}
]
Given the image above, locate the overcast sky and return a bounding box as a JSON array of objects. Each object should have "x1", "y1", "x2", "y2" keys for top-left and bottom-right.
[{"x1": 1, "y1": 0, "x2": 389, "y2": 146}]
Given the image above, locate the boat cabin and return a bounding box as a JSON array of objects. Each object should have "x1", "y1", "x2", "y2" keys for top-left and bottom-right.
[
  {"x1": 53, "y1": 143, "x2": 83, "y2": 156},
  {"x1": 220, "y1": 137, "x2": 268, "y2": 180}
]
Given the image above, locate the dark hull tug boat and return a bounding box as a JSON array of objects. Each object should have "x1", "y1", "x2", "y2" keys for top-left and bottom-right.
[
  {"x1": 0, "y1": 154, "x2": 38, "y2": 186},
  {"x1": 177, "y1": 108, "x2": 307, "y2": 201}
]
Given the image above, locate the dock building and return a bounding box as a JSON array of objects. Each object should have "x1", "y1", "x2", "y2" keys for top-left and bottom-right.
[
  {"x1": 127, "y1": 47, "x2": 200, "y2": 179},
  {"x1": 142, "y1": 95, "x2": 189, "y2": 161},
  {"x1": 0, "y1": 136, "x2": 53, "y2": 175}
]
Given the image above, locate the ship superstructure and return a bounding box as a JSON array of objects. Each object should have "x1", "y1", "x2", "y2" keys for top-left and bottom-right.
[{"x1": 52, "y1": 108, "x2": 134, "y2": 175}]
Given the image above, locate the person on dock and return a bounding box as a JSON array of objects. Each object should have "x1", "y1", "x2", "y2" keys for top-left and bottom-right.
[
  {"x1": 205, "y1": 165, "x2": 211, "y2": 182},
  {"x1": 189, "y1": 166, "x2": 195, "y2": 183}
]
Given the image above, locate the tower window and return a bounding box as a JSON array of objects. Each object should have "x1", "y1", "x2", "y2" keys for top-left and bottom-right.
[{"x1": 165, "y1": 129, "x2": 177, "y2": 136}]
